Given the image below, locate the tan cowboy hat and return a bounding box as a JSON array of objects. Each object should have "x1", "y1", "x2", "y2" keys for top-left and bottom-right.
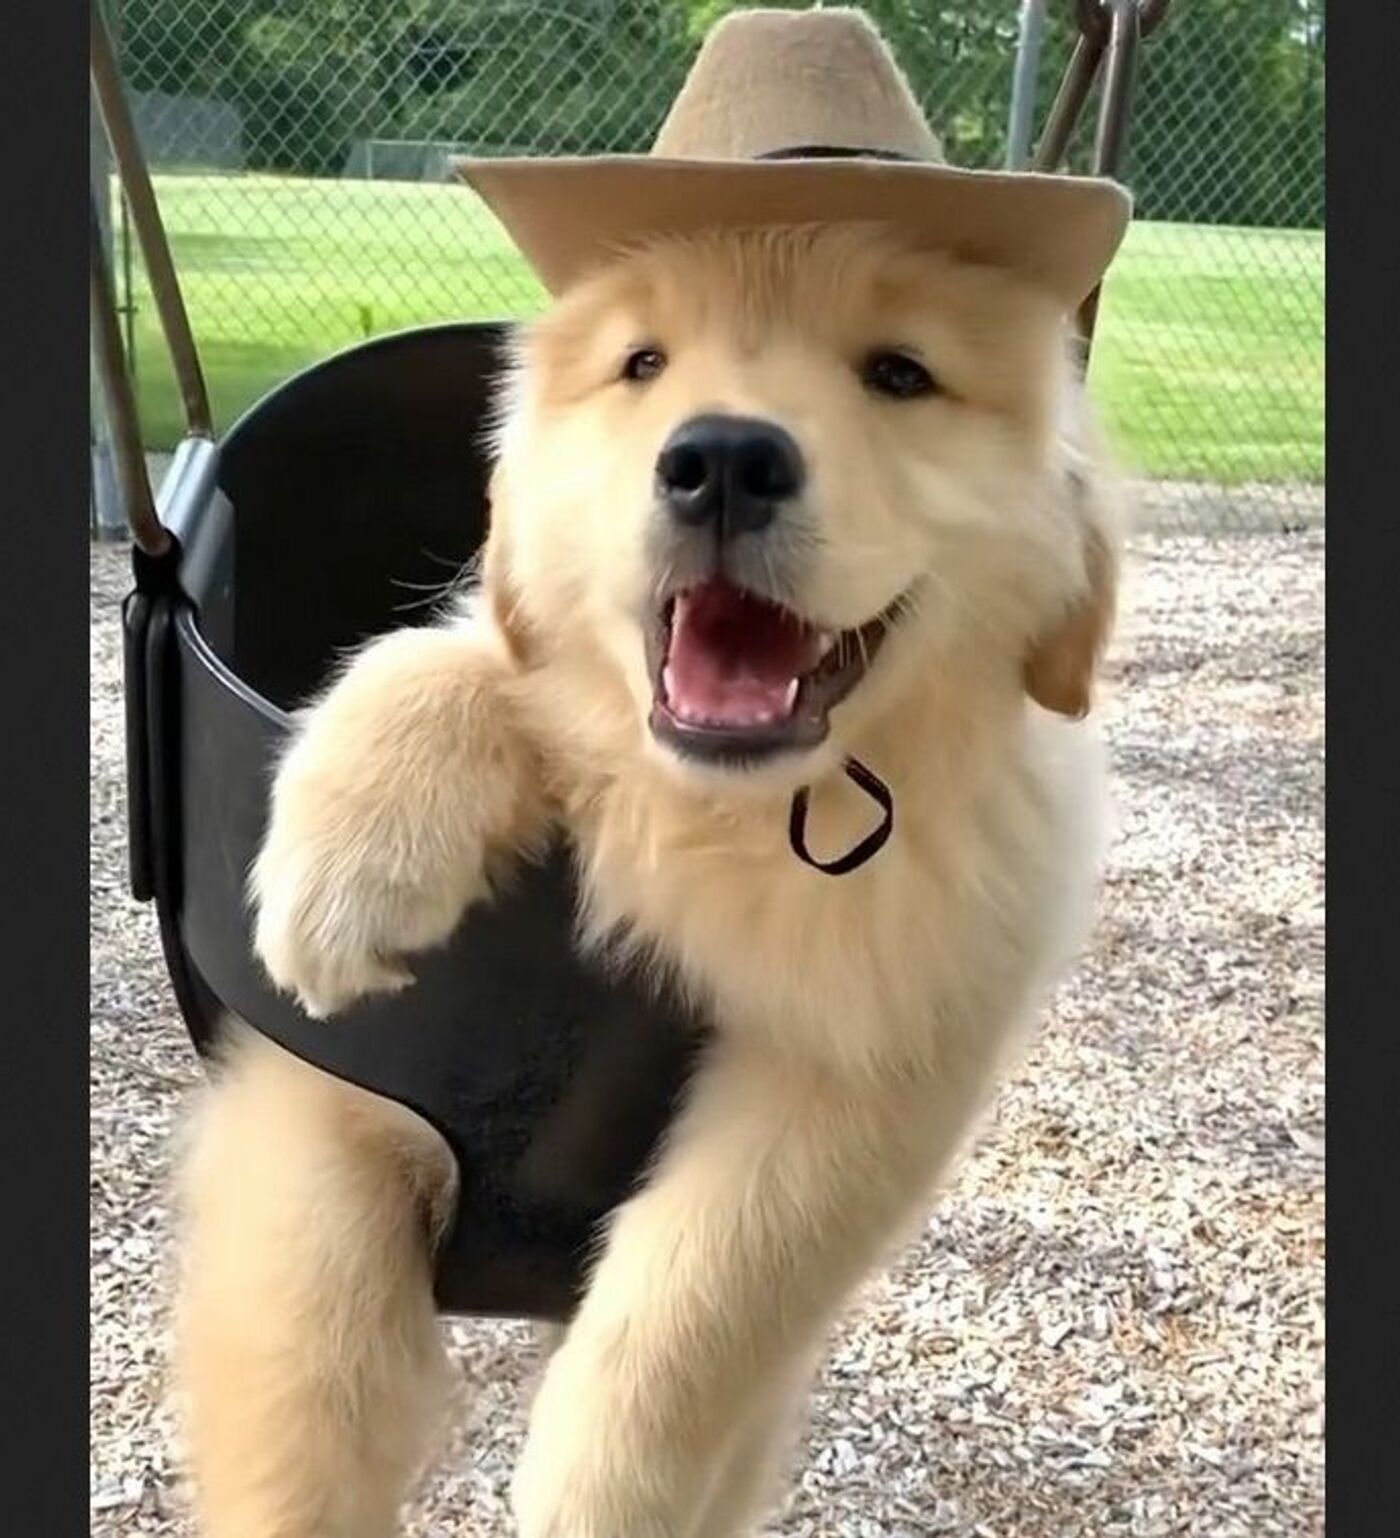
[{"x1": 453, "y1": 7, "x2": 1131, "y2": 311}]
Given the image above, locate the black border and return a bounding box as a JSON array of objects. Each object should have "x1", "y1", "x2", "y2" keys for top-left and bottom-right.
[
  {"x1": 0, "y1": 0, "x2": 1357, "y2": 1525},
  {"x1": 0, "y1": 0, "x2": 92, "y2": 1524},
  {"x1": 1323, "y1": 4, "x2": 1383, "y2": 1534}
]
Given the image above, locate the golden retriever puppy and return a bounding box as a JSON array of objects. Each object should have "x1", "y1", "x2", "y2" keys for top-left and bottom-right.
[{"x1": 178, "y1": 222, "x2": 1121, "y2": 1538}]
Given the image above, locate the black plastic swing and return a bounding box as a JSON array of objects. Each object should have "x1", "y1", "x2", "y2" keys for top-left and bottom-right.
[
  {"x1": 124, "y1": 325, "x2": 708, "y2": 1321},
  {"x1": 92, "y1": 0, "x2": 1162, "y2": 1321}
]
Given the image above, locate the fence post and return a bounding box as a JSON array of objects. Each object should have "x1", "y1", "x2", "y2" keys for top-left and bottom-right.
[
  {"x1": 1007, "y1": 0, "x2": 1048, "y2": 170},
  {"x1": 90, "y1": 93, "x2": 127, "y2": 541}
]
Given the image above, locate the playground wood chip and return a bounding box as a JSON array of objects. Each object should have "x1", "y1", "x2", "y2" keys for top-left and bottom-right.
[{"x1": 90, "y1": 526, "x2": 1323, "y2": 1538}]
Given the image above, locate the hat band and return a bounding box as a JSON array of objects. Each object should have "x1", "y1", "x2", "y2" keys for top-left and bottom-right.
[{"x1": 757, "y1": 145, "x2": 920, "y2": 163}]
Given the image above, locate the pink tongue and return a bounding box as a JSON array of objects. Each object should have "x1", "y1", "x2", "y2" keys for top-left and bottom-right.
[{"x1": 663, "y1": 579, "x2": 818, "y2": 727}]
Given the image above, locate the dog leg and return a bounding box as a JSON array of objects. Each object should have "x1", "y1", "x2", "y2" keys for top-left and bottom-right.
[
  {"x1": 511, "y1": 1035, "x2": 977, "y2": 1538},
  {"x1": 252, "y1": 613, "x2": 543, "y2": 1019},
  {"x1": 177, "y1": 1030, "x2": 456, "y2": 1538},
  {"x1": 685, "y1": 1353, "x2": 817, "y2": 1538}
]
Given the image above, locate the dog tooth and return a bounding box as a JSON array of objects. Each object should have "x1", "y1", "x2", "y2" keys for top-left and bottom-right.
[{"x1": 784, "y1": 679, "x2": 800, "y2": 711}]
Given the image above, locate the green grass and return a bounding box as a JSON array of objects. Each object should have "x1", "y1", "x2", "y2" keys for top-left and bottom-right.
[
  {"x1": 1091, "y1": 221, "x2": 1323, "y2": 482},
  {"x1": 120, "y1": 174, "x2": 1322, "y2": 483}
]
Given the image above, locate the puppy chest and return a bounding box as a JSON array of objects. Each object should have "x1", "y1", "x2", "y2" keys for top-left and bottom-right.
[{"x1": 576, "y1": 822, "x2": 1050, "y2": 1068}]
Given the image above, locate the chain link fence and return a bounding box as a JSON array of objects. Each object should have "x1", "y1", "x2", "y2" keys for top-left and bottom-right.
[{"x1": 100, "y1": 1, "x2": 1324, "y2": 531}]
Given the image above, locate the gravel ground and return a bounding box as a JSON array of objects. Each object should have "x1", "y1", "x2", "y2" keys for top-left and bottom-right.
[{"x1": 90, "y1": 528, "x2": 1324, "y2": 1537}]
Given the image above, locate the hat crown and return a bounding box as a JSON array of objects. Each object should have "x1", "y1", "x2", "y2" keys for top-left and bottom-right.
[
  {"x1": 653, "y1": 8, "x2": 944, "y2": 164},
  {"x1": 454, "y1": 5, "x2": 1131, "y2": 310}
]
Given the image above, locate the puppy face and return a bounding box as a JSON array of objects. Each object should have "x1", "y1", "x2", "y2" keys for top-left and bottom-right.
[{"x1": 488, "y1": 225, "x2": 1116, "y2": 787}]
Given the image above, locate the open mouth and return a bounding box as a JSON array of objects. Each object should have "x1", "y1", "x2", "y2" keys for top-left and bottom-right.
[{"x1": 646, "y1": 576, "x2": 896, "y2": 764}]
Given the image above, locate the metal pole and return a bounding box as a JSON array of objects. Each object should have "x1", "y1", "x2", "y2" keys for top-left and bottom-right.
[
  {"x1": 1077, "y1": 0, "x2": 1144, "y2": 354},
  {"x1": 109, "y1": 0, "x2": 138, "y2": 384},
  {"x1": 120, "y1": 186, "x2": 136, "y2": 395},
  {"x1": 90, "y1": 193, "x2": 170, "y2": 558},
  {"x1": 90, "y1": 95, "x2": 126, "y2": 539},
  {"x1": 1032, "y1": 29, "x2": 1103, "y2": 174},
  {"x1": 1006, "y1": 0, "x2": 1048, "y2": 170},
  {"x1": 90, "y1": 0, "x2": 212, "y2": 439},
  {"x1": 1092, "y1": 0, "x2": 1141, "y2": 182}
]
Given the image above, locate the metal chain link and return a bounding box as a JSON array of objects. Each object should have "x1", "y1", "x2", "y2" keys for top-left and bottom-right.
[{"x1": 103, "y1": 0, "x2": 1324, "y2": 533}]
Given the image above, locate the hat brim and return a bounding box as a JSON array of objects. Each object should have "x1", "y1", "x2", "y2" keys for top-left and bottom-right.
[{"x1": 453, "y1": 156, "x2": 1131, "y2": 310}]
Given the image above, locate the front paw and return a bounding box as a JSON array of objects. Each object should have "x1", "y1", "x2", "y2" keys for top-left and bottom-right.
[
  {"x1": 251, "y1": 811, "x2": 479, "y2": 1020},
  {"x1": 512, "y1": 1343, "x2": 686, "y2": 1538},
  {"x1": 512, "y1": 1347, "x2": 606, "y2": 1538},
  {"x1": 512, "y1": 1432, "x2": 609, "y2": 1538}
]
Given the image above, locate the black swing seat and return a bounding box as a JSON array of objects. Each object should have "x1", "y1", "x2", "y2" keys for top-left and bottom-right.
[{"x1": 126, "y1": 322, "x2": 706, "y2": 1321}]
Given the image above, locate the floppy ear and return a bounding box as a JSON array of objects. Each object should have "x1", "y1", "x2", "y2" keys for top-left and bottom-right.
[{"x1": 1023, "y1": 472, "x2": 1120, "y2": 720}]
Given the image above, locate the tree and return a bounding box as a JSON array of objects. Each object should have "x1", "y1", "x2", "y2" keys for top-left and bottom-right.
[{"x1": 114, "y1": 0, "x2": 1324, "y2": 225}]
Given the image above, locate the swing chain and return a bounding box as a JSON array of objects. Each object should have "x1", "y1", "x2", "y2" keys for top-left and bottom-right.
[
  {"x1": 90, "y1": 0, "x2": 210, "y2": 562},
  {"x1": 1034, "y1": 0, "x2": 1172, "y2": 363}
]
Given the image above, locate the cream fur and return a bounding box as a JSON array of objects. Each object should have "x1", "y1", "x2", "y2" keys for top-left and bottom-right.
[{"x1": 178, "y1": 224, "x2": 1122, "y2": 1538}]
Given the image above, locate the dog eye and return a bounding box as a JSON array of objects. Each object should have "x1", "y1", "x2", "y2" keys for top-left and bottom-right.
[
  {"x1": 621, "y1": 347, "x2": 667, "y2": 383},
  {"x1": 861, "y1": 350, "x2": 939, "y2": 400}
]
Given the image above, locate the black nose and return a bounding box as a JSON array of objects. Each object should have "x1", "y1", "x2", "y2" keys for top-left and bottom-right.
[{"x1": 656, "y1": 414, "x2": 804, "y2": 537}]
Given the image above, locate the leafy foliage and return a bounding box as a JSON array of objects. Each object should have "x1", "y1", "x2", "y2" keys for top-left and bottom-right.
[{"x1": 115, "y1": 0, "x2": 1323, "y2": 226}]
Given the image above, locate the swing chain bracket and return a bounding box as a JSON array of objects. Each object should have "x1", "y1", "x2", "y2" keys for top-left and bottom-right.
[{"x1": 1033, "y1": 0, "x2": 1172, "y2": 364}]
